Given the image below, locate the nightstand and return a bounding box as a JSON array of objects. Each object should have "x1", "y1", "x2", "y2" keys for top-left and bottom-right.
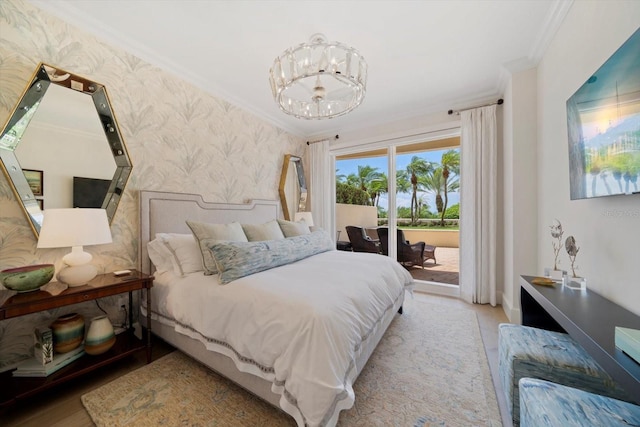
[{"x1": 0, "y1": 270, "x2": 153, "y2": 408}]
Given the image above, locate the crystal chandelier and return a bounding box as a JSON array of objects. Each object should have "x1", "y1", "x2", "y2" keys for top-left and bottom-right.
[{"x1": 269, "y1": 33, "x2": 367, "y2": 120}]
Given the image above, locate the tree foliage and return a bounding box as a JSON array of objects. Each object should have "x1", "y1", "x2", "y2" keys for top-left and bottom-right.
[
  {"x1": 405, "y1": 156, "x2": 435, "y2": 225},
  {"x1": 443, "y1": 203, "x2": 460, "y2": 219},
  {"x1": 439, "y1": 149, "x2": 460, "y2": 226},
  {"x1": 337, "y1": 149, "x2": 461, "y2": 225},
  {"x1": 336, "y1": 182, "x2": 371, "y2": 205},
  {"x1": 419, "y1": 167, "x2": 444, "y2": 213}
]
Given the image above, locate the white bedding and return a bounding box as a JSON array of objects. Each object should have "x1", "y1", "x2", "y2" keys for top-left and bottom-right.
[{"x1": 147, "y1": 250, "x2": 412, "y2": 426}]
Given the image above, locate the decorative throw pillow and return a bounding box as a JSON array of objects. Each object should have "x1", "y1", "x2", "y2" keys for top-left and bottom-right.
[
  {"x1": 242, "y1": 220, "x2": 285, "y2": 242},
  {"x1": 157, "y1": 233, "x2": 203, "y2": 275},
  {"x1": 186, "y1": 221, "x2": 248, "y2": 275},
  {"x1": 277, "y1": 218, "x2": 311, "y2": 237},
  {"x1": 208, "y1": 230, "x2": 334, "y2": 284}
]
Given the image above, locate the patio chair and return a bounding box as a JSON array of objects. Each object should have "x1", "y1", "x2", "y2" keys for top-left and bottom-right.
[
  {"x1": 377, "y1": 227, "x2": 436, "y2": 268},
  {"x1": 345, "y1": 226, "x2": 381, "y2": 254},
  {"x1": 377, "y1": 227, "x2": 391, "y2": 256}
]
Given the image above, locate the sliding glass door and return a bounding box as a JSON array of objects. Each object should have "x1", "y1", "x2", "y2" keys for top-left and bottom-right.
[{"x1": 334, "y1": 135, "x2": 461, "y2": 295}]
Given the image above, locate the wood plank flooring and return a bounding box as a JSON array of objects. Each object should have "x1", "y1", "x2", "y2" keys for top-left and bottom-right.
[{"x1": 1, "y1": 292, "x2": 511, "y2": 427}]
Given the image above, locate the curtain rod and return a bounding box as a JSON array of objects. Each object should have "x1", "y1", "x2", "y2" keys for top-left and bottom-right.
[
  {"x1": 306, "y1": 134, "x2": 339, "y2": 145},
  {"x1": 447, "y1": 98, "x2": 504, "y2": 115}
]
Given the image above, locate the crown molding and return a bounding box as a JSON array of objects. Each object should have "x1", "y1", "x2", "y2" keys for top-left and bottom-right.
[
  {"x1": 496, "y1": 0, "x2": 573, "y2": 93},
  {"x1": 528, "y1": 0, "x2": 574, "y2": 64}
]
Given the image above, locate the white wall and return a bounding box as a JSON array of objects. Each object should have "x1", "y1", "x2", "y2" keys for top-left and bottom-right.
[
  {"x1": 335, "y1": 203, "x2": 378, "y2": 241},
  {"x1": 535, "y1": 1, "x2": 640, "y2": 315},
  {"x1": 502, "y1": 67, "x2": 539, "y2": 322}
]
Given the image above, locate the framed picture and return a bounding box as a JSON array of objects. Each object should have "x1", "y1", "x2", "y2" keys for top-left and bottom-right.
[
  {"x1": 23, "y1": 169, "x2": 43, "y2": 196},
  {"x1": 37, "y1": 199, "x2": 44, "y2": 210}
]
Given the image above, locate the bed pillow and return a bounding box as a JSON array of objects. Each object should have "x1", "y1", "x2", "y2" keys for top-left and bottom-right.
[
  {"x1": 157, "y1": 233, "x2": 203, "y2": 275},
  {"x1": 242, "y1": 220, "x2": 285, "y2": 242},
  {"x1": 147, "y1": 238, "x2": 179, "y2": 275},
  {"x1": 186, "y1": 220, "x2": 248, "y2": 275},
  {"x1": 277, "y1": 218, "x2": 311, "y2": 237},
  {"x1": 208, "y1": 230, "x2": 334, "y2": 284}
]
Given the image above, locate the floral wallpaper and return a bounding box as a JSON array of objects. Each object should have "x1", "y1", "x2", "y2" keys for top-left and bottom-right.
[{"x1": 0, "y1": 0, "x2": 305, "y2": 370}]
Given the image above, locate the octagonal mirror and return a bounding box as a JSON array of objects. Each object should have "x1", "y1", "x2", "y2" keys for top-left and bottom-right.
[{"x1": 0, "y1": 63, "x2": 132, "y2": 236}]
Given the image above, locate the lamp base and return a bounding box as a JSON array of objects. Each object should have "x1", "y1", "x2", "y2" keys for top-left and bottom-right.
[{"x1": 57, "y1": 264, "x2": 98, "y2": 287}]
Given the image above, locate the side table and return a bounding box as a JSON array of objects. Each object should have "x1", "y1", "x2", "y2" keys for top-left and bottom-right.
[{"x1": 0, "y1": 270, "x2": 153, "y2": 408}]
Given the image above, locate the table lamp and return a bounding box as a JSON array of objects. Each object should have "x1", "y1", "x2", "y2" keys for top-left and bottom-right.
[
  {"x1": 37, "y1": 208, "x2": 112, "y2": 287},
  {"x1": 294, "y1": 211, "x2": 314, "y2": 227}
]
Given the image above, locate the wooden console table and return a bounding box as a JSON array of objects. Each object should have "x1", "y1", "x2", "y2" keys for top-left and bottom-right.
[
  {"x1": 520, "y1": 275, "x2": 640, "y2": 403},
  {"x1": 0, "y1": 270, "x2": 153, "y2": 408}
]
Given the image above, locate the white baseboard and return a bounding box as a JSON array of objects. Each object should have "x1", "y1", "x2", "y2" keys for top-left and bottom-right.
[
  {"x1": 413, "y1": 281, "x2": 460, "y2": 298},
  {"x1": 501, "y1": 295, "x2": 521, "y2": 324}
]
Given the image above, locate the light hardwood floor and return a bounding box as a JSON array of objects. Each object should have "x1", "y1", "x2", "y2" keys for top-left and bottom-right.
[{"x1": 1, "y1": 292, "x2": 512, "y2": 427}]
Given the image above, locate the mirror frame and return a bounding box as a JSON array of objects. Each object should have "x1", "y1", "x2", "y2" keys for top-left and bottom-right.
[
  {"x1": 278, "y1": 154, "x2": 307, "y2": 220},
  {"x1": 0, "y1": 63, "x2": 132, "y2": 236}
]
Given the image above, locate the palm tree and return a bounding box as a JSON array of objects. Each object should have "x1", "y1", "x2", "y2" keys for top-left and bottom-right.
[
  {"x1": 345, "y1": 173, "x2": 360, "y2": 188},
  {"x1": 396, "y1": 170, "x2": 411, "y2": 194},
  {"x1": 406, "y1": 156, "x2": 435, "y2": 225},
  {"x1": 419, "y1": 167, "x2": 444, "y2": 214},
  {"x1": 356, "y1": 165, "x2": 381, "y2": 193},
  {"x1": 394, "y1": 170, "x2": 412, "y2": 219},
  {"x1": 439, "y1": 149, "x2": 460, "y2": 226},
  {"x1": 369, "y1": 173, "x2": 388, "y2": 207},
  {"x1": 343, "y1": 165, "x2": 384, "y2": 206},
  {"x1": 416, "y1": 195, "x2": 430, "y2": 219}
]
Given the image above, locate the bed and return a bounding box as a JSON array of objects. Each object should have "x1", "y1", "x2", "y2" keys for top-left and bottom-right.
[{"x1": 138, "y1": 190, "x2": 413, "y2": 426}]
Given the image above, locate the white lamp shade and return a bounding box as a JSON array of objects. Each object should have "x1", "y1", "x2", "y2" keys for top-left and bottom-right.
[
  {"x1": 294, "y1": 211, "x2": 314, "y2": 227},
  {"x1": 37, "y1": 209, "x2": 112, "y2": 287},
  {"x1": 37, "y1": 209, "x2": 112, "y2": 249}
]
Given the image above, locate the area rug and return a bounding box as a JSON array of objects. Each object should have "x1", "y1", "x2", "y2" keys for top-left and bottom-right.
[{"x1": 82, "y1": 297, "x2": 501, "y2": 426}]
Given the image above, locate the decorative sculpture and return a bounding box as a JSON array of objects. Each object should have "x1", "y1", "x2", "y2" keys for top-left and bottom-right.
[
  {"x1": 565, "y1": 235, "x2": 580, "y2": 278},
  {"x1": 550, "y1": 219, "x2": 564, "y2": 271}
]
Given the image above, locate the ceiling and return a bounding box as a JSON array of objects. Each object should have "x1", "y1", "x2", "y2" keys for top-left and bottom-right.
[{"x1": 29, "y1": 0, "x2": 571, "y2": 139}]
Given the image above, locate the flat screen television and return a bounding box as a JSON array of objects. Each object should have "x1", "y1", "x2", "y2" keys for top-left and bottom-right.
[
  {"x1": 566, "y1": 27, "x2": 640, "y2": 200},
  {"x1": 73, "y1": 176, "x2": 111, "y2": 208}
]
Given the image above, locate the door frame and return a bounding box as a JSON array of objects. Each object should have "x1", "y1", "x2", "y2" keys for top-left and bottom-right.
[{"x1": 330, "y1": 126, "x2": 461, "y2": 297}]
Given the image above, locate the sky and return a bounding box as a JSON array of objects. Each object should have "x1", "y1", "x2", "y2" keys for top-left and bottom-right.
[{"x1": 336, "y1": 149, "x2": 460, "y2": 213}]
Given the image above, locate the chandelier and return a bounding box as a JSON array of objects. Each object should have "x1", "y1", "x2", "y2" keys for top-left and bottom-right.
[{"x1": 269, "y1": 33, "x2": 367, "y2": 120}]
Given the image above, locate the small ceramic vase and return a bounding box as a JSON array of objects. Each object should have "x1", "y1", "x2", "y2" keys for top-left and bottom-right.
[
  {"x1": 84, "y1": 315, "x2": 116, "y2": 356},
  {"x1": 50, "y1": 313, "x2": 85, "y2": 353}
]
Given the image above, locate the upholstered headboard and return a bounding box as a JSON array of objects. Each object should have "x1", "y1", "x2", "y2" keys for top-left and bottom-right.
[{"x1": 139, "y1": 190, "x2": 280, "y2": 275}]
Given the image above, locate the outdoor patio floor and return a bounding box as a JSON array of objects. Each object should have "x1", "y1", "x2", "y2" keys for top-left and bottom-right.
[{"x1": 407, "y1": 246, "x2": 459, "y2": 285}]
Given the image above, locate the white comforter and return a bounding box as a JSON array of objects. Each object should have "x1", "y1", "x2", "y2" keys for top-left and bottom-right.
[{"x1": 159, "y1": 250, "x2": 413, "y2": 426}]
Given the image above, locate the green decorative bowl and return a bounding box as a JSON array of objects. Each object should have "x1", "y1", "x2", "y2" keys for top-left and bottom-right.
[{"x1": 0, "y1": 264, "x2": 55, "y2": 292}]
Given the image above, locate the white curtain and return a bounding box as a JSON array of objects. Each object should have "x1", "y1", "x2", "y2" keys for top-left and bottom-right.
[
  {"x1": 309, "y1": 140, "x2": 335, "y2": 238},
  {"x1": 459, "y1": 105, "x2": 497, "y2": 305}
]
